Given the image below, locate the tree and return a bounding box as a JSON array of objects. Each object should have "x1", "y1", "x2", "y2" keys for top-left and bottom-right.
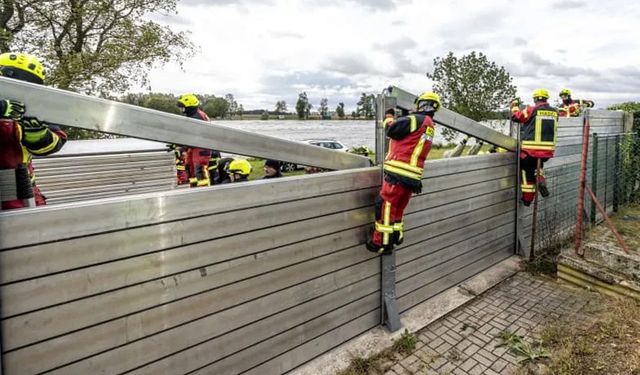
[
  {"x1": 356, "y1": 93, "x2": 375, "y2": 119},
  {"x1": 143, "y1": 93, "x2": 181, "y2": 114},
  {"x1": 260, "y1": 110, "x2": 269, "y2": 120},
  {"x1": 319, "y1": 98, "x2": 329, "y2": 119},
  {"x1": 225, "y1": 94, "x2": 238, "y2": 118},
  {"x1": 336, "y1": 102, "x2": 345, "y2": 119},
  {"x1": 296, "y1": 92, "x2": 310, "y2": 119},
  {"x1": 202, "y1": 97, "x2": 229, "y2": 119},
  {"x1": 274, "y1": 100, "x2": 287, "y2": 114},
  {"x1": 0, "y1": 0, "x2": 34, "y2": 52},
  {"x1": 427, "y1": 51, "x2": 517, "y2": 141},
  {"x1": 237, "y1": 104, "x2": 244, "y2": 118},
  {"x1": 18, "y1": 0, "x2": 195, "y2": 95}
]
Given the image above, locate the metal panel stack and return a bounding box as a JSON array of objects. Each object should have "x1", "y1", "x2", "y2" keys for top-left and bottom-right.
[
  {"x1": 33, "y1": 148, "x2": 176, "y2": 205},
  {"x1": 0, "y1": 170, "x2": 382, "y2": 374}
]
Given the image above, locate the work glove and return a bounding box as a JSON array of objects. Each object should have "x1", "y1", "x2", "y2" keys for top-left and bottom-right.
[
  {"x1": 18, "y1": 116, "x2": 49, "y2": 143},
  {"x1": 0, "y1": 99, "x2": 25, "y2": 120}
]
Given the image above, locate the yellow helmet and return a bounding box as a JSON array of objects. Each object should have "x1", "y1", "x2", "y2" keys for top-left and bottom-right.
[
  {"x1": 559, "y1": 88, "x2": 571, "y2": 97},
  {"x1": 177, "y1": 93, "x2": 199, "y2": 108},
  {"x1": 532, "y1": 88, "x2": 549, "y2": 100},
  {"x1": 0, "y1": 52, "x2": 45, "y2": 84},
  {"x1": 414, "y1": 91, "x2": 441, "y2": 112},
  {"x1": 226, "y1": 159, "x2": 252, "y2": 176}
]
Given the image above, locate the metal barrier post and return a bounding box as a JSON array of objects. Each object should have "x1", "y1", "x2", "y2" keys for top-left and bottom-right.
[
  {"x1": 575, "y1": 116, "x2": 590, "y2": 256},
  {"x1": 376, "y1": 92, "x2": 401, "y2": 332},
  {"x1": 604, "y1": 136, "x2": 610, "y2": 210},
  {"x1": 590, "y1": 133, "x2": 598, "y2": 223},
  {"x1": 614, "y1": 135, "x2": 621, "y2": 212}
]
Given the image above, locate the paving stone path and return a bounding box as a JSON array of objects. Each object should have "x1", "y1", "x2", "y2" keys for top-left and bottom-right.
[{"x1": 385, "y1": 272, "x2": 597, "y2": 375}]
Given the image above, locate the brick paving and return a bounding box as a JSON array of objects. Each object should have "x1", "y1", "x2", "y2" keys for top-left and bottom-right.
[{"x1": 385, "y1": 272, "x2": 597, "y2": 375}]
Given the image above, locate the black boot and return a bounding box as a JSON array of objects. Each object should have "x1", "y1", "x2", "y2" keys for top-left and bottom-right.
[{"x1": 537, "y1": 181, "x2": 550, "y2": 198}]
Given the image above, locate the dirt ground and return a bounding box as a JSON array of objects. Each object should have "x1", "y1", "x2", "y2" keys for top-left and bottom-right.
[{"x1": 586, "y1": 203, "x2": 640, "y2": 251}]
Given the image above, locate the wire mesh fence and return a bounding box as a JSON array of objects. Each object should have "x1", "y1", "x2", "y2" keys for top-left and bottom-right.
[
  {"x1": 523, "y1": 124, "x2": 638, "y2": 263},
  {"x1": 591, "y1": 132, "x2": 640, "y2": 220}
]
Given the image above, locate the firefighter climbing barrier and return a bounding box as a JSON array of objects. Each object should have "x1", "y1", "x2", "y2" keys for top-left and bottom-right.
[{"x1": 0, "y1": 78, "x2": 630, "y2": 375}]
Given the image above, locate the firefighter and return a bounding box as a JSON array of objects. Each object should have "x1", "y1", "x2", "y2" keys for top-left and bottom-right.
[
  {"x1": 366, "y1": 92, "x2": 440, "y2": 255},
  {"x1": 167, "y1": 144, "x2": 190, "y2": 185},
  {"x1": 558, "y1": 88, "x2": 594, "y2": 117},
  {"x1": 0, "y1": 52, "x2": 67, "y2": 210},
  {"x1": 208, "y1": 150, "x2": 222, "y2": 184},
  {"x1": 225, "y1": 159, "x2": 252, "y2": 183},
  {"x1": 176, "y1": 93, "x2": 212, "y2": 187},
  {"x1": 511, "y1": 89, "x2": 558, "y2": 206},
  {"x1": 263, "y1": 159, "x2": 283, "y2": 179}
]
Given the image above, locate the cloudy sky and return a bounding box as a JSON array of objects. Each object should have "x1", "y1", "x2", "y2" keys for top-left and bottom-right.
[{"x1": 142, "y1": 0, "x2": 640, "y2": 111}]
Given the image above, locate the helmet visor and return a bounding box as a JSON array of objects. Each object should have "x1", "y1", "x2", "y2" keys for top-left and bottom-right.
[{"x1": 0, "y1": 66, "x2": 44, "y2": 84}]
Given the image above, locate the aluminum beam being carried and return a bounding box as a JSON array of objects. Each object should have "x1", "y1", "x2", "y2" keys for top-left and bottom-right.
[
  {"x1": 386, "y1": 86, "x2": 518, "y2": 151},
  {"x1": 0, "y1": 77, "x2": 370, "y2": 170}
]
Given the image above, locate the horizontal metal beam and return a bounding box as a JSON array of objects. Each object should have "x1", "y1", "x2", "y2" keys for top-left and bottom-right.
[
  {"x1": 386, "y1": 86, "x2": 517, "y2": 151},
  {"x1": 0, "y1": 77, "x2": 370, "y2": 170}
]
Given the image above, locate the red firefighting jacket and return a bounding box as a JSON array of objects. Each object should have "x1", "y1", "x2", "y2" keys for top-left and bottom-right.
[
  {"x1": 512, "y1": 102, "x2": 558, "y2": 159},
  {"x1": 382, "y1": 111, "x2": 435, "y2": 192},
  {"x1": 0, "y1": 118, "x2": 67, "y2": 209},
  {"x1": 184, "y1": 108, "x2": 212, "y2": 187},
  {"x1": 559, "y1": 98, "x2": 594, "y2": 117}
]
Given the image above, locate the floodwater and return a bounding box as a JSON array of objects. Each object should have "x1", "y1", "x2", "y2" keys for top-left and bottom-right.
[
  {"x1": 53, "y1": 119, "x2": 511, "y2": 156},
  {"x1": 214, "y1": 119, "x2": 510, "y2": 150}
]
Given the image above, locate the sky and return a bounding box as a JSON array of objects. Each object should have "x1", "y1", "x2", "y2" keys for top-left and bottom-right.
[{"x1": 141, "y1": 0, "x2": 640, "y2": 112}]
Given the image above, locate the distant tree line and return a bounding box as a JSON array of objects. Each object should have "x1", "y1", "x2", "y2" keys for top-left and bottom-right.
[{"x1": 120, "y1": 92, "x2": 243, "y2": 119}]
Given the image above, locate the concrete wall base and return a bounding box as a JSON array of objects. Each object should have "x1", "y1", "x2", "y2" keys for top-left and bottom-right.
[{"x1": 558, "y1": 255, "x2": 640, "y2": 301}]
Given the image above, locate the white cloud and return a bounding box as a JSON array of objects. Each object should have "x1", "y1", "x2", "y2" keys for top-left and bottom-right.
[{"x1": 139, "y1": 0, "x2": 640, "y2": 110}]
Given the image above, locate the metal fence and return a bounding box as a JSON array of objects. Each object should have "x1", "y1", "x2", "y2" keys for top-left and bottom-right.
[
  {"x1": 519, "y1": 110, "x2": 628, "y2": 257},
  {"x1": 591, "y1": 132, "x2": 640, "y2": 219}
]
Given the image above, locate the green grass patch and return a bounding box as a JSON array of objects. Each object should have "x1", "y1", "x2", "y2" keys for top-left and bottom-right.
[{"x1": 497, "y1": 330, "x2": 550, "y2": 363}]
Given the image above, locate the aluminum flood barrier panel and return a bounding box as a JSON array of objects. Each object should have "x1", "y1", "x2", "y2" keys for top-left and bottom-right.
[
  {"x1": 0, "y1": 152, "x2": 517, "y2": 375},
  {"x1": 0, "y1": 77, "x2": 370, "y2": 171},
  {"x1": 32, "y1": 139, "x2": 176, "y2": 205},
  {"x1": 385, "y1": 86, "x2": 518, "y2": 151}
]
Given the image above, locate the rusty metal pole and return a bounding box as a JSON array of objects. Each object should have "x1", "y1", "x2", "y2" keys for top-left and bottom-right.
[
  {"x1": 575, "y1": 117, "x2": 590, "y2": 256},
  {"x1": 586, "y1": 185, "x2": 631, "y2": 254},
  {"x1": 530, "y1": 158, "x2": 542, "y2": 261}
]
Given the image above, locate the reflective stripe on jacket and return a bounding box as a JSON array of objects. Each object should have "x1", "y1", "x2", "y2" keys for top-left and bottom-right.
[{"x1": 382, "y1": 112, "x2": 435, "y2": 188}]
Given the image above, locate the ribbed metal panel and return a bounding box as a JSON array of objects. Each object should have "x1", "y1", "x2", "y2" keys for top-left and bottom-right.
[{"x1": 32, "y1": 149, "x2": 175, "y2": 205}]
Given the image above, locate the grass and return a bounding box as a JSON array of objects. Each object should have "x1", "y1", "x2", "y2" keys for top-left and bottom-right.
[
  {"x1": 337, "y1": 329, "x2": 418, "y2": 375},
  {"x1": 582, "y1": 202, "x2": 640, "y2": 253},
  {"x1": 497, "y1": 330, "x2": 550, "y2": 363},
  {"x1": 514, "y1": 296, "x2": 640, "y2": 375}
]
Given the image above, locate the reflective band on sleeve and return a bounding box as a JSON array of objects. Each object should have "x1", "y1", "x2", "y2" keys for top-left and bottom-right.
[{"x1": 382, "y1": 202, "x2": 391, "y2": 245}]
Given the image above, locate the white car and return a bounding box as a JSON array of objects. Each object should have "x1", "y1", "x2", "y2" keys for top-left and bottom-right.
[
  {"x1": 301, "y1": 139, "x2": 348, "y2": 152},
  {"x1": 281, "y1": 139, "x2": 348, "y2": 172}
]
